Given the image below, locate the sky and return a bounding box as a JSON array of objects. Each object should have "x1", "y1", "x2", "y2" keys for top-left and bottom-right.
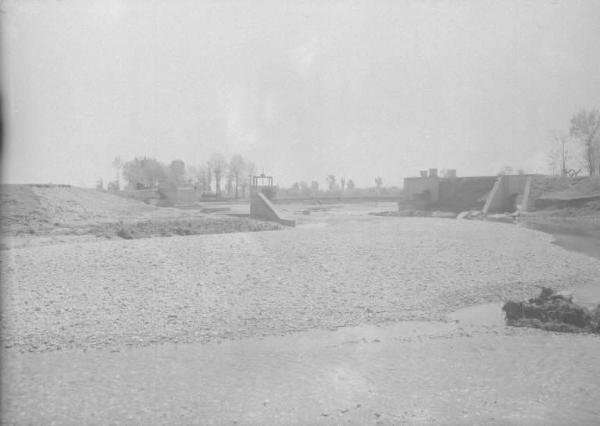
[{"x1": 2, "y1": 0, "x2": 600, "y2": 188}]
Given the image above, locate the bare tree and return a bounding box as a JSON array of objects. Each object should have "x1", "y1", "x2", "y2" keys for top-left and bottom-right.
[
  {"x1": 229, "y1": 154, "x2": 246, "y2": 198},
  {"x1": 569, "y1": 109, "x2": 600, "y2": 176},
  {"x1": 310, "y1": 181, "x2": 319, "y2": 194},
  {"x1": 374, "y1": 176, "x2": 382, "y2": 194},
  {"x1": 326, "y1": 175, "x2": 336, "y2": 191},
  {"x1": 550, "y1": 131, "x2": 571, "y2": 176},
  {"x1": 169, "y1": 159, "x2": 186, "y2": 187},
  {"x1": 112, "y1": 156, "x2": 123, "y2": 190},
  {"x1": 546, "y1": 149, "x2": 560, "y2": 176},
  {"x1": 209, "y1": 153, "x2": 226, "y2": 196},
  {"x1": 205, "y1": 164, "x2": 213, "y2": 193}
]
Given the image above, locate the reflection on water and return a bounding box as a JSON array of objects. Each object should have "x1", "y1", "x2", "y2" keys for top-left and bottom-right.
[{"x1": 447, "y1": 303, "x2": 506, "y2": 327}]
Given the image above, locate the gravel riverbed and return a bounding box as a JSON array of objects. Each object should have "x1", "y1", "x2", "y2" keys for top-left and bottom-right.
[{"x1": 2, "y1": 216, "x2": 599, "y2": 353}]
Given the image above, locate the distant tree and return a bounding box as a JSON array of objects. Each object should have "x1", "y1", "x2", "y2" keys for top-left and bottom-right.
[
  {"x1": 546, "y1": 149, "x2": 561, "y2": 176},
  {"x1": 240, "y1": 161, "x2": 256, "y2": 198},
  {"x1": 205, "y1": 164, "x2": 213, "y2": 193},
  {"x1": 326, "y1": 175, "x2": 336, "y2": 191},
  {"x1": 96, "y1": 178, "x2": 104, "y2": 191},
  {"x1": 122, "y1": 157, "x2": 167, "y2": 189},
  {"x1": 310, "y1": 181, "x2": 319, "y2": 194},
  {"x1": 229, "y1": 154, "x2": 246, "y2": 198},
  {"x1": 551, "y1": 131, "x2": 571, "y2": 176},
  {"x1": 374, "y1": 177, "x2": 383, "y2": 194},
  {"x1": 169, "y1": 159, "x2": 186, "y2": 187},
  {"x1": 225, "y1": 172, "x2": 234, "y2": 197},
  {"x1": 209, "y1": 153, "x2": 227, "y2": 196},
  {"x1": 190, "y1": 164, "x2": 208, "y2": 193},
  {"x1": 569, "y1": 109, "x2": 600, "y2": 176},
  {"x1": 340, "y1": 177, "x2": 346, "y2": 193},
  {"x1": 112, "y1": 156, "x2": 123, "y2": 190},
  {"x1": 347, "y1": 179, "x2": 355, "y2": 191},
  {"x1": 299, "y1": 181, "x2": 310, "y2": 196},
  {"x1": 107, "y1": 181, "x2": 119, "y2": 192}
]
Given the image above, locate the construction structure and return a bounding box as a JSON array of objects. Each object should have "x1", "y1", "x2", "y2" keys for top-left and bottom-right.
[
  {"x1": 249, "y1": 174, "x2": 295, "y2": 226},
  {"x1": 404, "y1": 169, "x2": 535, "y2": 214}
]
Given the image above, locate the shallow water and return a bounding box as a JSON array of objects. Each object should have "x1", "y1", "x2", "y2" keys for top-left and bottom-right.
[
  {"x1": 447, "y1": 302, "x2": 506, "y2": 327},
  {"x1": 3, "y1": 320, "x2": 600, "y2": 425}
]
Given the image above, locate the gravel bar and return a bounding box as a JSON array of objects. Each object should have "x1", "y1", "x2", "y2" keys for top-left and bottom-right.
[{"x1": 2, "y1": 217, "x2": 599, "y2": 352}]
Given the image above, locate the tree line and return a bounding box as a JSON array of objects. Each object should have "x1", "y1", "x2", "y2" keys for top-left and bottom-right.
[
  {"x1": 99, "y1": 153, "x2": 256, "y2": 198},
  {"x1": 280, "y1": 175, "x2": 402, "y2": 198},
  {"x1": 548, "y1": 108, "x2": 600, "y2": 177}
]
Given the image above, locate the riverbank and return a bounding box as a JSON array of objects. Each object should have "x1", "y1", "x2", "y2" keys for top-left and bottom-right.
[{"x1": 521, "y1": 215, "x2": 600, "y2": 261}]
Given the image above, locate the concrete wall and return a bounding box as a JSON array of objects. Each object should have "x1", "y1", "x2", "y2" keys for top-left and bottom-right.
[
  {"x1": 403, "y1": 177, "x2": 439, "y2": 204},
  {"x1": 404, "y1": 174, "x2": 533, "y2": 213},
  {"x1": 250, "y1": 192, "x2": 295, "y2": 226},
  {"x1": 436, "y1": 177, "x2": 497, "y2": 212},
  {"x1": 483, "y1": 175, "x2": 533, "y2": 214},
  {"x1": 404, "y1": 175, "x2": 497, "y2": 212}
]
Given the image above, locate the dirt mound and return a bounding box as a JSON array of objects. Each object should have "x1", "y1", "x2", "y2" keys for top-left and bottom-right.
[
  {"x1": 503, "y1": 287, "x2": 600, "y2": 334},
  {"x1": 1, "y1": 185, "x2": 283, "y2": 240},
  {"x1": 529, "y1": 176, "x2": 600, "y2": 212},
  {"x1": 1, "y1": 185, "x2": 155, "y2": 236}
]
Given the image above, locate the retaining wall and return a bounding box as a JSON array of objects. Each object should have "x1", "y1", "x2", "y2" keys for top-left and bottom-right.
[{"x1": 250, "y1": 192, "x2": 295, "y2": 226}]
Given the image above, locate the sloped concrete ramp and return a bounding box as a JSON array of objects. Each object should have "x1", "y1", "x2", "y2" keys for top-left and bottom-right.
[{"x1": 250, "y1": 192, "x2": 295, "y2": 226}]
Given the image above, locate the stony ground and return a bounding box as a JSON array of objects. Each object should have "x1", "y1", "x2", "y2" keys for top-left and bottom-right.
[{"x1": 3, "y1": 214, "x2": 599, "y2": 353}]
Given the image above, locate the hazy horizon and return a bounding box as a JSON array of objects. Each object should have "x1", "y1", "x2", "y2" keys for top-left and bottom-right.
[{"x1": 3, "y1": 0, "x2": 600, "y2": 188}]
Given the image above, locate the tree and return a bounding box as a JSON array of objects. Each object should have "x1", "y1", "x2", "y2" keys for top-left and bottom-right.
[
  {"x1": 169, "y1": 159, "x2": 186, "y2": 187},
  {"x1": 112, "y1": 156, "x2": 123, "y2": 191},
  {"x1": 347, "y1": 179, "x2": 355, "y2": 191},
  {"x1": 326, "y1": 175, "x2": 336, "y2": 191},
  {"x1": 241, "y1": 161, "x2": 256, "y2": 198},
  {"x1": 546, "y1": 149, "x2": 561, "y2": 176},
  {"x1": 226, "y1": 172, "x2": 234, "y2": 197},
  {"x1": 299, "y1": 181, "x2": 310, "y2": 196},
  {"x1": 96, "y1": 178, "x2": 104, "y2": 191},
  {"x1": 209, "y1": 153, "x2": 227, "y2": 196},
  {"x1": 310, "y1": 181, "x2": 319, "y2": 194},
  {"x1": 569, "y1": 109, "x2": 600, "y2": 176},
  {"x1": 340, "y1": 177, "x2": 346, "y2": 193},
  {"x1": 229, "y1": 154, "x2": 246, "y2": 198},
  {"x1": 552, "y1": 131, "x2": 570, "y2": 176},
  {"x1": 122, "y1": 157, "x2": 167, "y2": 189},
  {"x1": 205, "y1": 164, "x2": 213, "y2": 193},
  {"x1": 374, "y1": 177, "x2": 383, "y2": 194}
]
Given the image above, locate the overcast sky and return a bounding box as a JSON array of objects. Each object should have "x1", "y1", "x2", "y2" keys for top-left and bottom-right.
[{"x1": 3, "y1": 0, "x2": 600, "y2": 188}]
